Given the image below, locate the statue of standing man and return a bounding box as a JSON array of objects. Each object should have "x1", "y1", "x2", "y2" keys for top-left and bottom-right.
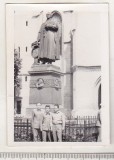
[{"x1": 31, "y1": 11, "x2": 62, "y2": 64}]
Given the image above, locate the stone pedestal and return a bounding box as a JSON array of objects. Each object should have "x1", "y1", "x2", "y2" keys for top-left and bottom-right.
[{"x1": 28, "y1": 64, "x2": 62, "y2": 110}]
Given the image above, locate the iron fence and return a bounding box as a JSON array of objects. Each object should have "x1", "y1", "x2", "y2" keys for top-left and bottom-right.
[
  {"x1": 63, "y1": 117, "x2": 98, "y2": 142},
  {"x1": 14, "y1": 118, "x2": 32, "y2": 141},
  {"x1": 14, "y1": 116, "x2": 99, "y2": 142}
]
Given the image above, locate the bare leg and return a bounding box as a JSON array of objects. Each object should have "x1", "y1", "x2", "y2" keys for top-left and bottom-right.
[
  {"x1": 42, "y1": 131, "x2": 47, "y2": 142},
  {"x1": 47, "y1": 131, "x2": 51, "y2": 142}
]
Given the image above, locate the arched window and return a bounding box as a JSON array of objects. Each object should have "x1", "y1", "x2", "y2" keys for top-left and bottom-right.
[{"x1": 95, "y1": 76, "x2": 101, "y2": 110}]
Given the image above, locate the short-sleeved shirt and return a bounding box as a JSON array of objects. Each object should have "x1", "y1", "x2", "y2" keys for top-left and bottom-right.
[
  {"x1": 32, "y1": 109, "x2": 43, "y2": 129},
  {"x1": 52, "y1": 111, "x2": 65, "y2": 125},
  {"x1": 42, "y1": 112, "x2": 52, "y2": 131}
]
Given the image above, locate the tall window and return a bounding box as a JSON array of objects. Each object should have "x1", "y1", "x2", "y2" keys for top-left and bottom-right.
[
  {"x1": 26, "y1": 21, "x2": 28, "y2": 26},
  {"x1": 26, "y1": 47, "x2": 28, "y2": 52},
  {"x1": 18, "y1": 46, "x2": 20, "y2": 52},
  {"x1": 17, "y1": 100, "x2": 21, "y2": 114},
  {"x1": 25, "y1": 76, "x2": 27, "y2": 81}
]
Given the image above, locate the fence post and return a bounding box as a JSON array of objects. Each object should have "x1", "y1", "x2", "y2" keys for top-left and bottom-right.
[
  {"x1": 27, "y1": 119, "x2": 28, "y2": 140},
  {"x1": 69, "y1": 120, "x2": 70, "y2": 141},
  {"x1": 84, "y1": 119, "x2": 86, "y2": 142}
]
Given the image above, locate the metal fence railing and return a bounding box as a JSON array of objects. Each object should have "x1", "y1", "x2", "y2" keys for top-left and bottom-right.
[
  {"x1": 14, "y1": 116, "x2": 99, "y2": 142},
  {"x1": 14, "y1": 118, "x2": 32, "y2": 141},
  {"x1": 63, "y1": 117, "x2": 98, "y2": 142}
]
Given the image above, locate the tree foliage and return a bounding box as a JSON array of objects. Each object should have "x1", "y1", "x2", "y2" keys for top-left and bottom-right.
[{"x1": 14, "y1": 49, "x2": 22, "y2": 88}]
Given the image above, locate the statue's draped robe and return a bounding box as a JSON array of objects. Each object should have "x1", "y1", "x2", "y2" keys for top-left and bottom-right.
[{"x1": 37, "y1": 18, "x2": 61, "y2": 61}]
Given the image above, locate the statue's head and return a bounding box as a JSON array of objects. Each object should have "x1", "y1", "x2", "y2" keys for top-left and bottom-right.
[{"x1": 46, "y1": 12, "x2": 52, "y2": 19}]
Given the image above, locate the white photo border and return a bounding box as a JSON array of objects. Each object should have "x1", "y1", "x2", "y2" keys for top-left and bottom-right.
[{"x1": 6, "y1": 3, "x2": 110, "y2": 147}]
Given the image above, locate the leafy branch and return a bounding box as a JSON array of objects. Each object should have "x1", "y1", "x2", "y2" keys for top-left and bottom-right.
[{"x1": 14, "y1": 49, "x2": 22, "y2": 88}]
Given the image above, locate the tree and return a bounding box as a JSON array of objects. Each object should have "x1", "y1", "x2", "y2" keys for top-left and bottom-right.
[{"x1": 14, "y1": 49, "x2": 22, "y2": 88}]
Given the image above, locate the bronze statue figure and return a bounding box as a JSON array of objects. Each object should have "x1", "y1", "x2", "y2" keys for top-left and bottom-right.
[{"x1": 31, "y1": 11, "x2": 62, "y2": 64}]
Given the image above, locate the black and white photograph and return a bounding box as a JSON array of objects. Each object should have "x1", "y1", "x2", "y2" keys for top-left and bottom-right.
[{"x1": 6, "y1": 3, "x2": 110, "y2": 144}]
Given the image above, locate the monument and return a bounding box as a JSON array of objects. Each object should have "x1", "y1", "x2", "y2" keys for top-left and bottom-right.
[{"x1": 29, "y1": 11, "x2": 62, "y2": 109}]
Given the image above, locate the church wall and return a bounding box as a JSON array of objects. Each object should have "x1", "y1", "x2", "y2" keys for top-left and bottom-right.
[
  {"x1": 73, "y1": 11, "x2": 102, "y2": 66},
  {"x1": 71, "y1": 10, "x2": 103, "y2": 117},
  {"x1": 73, "y1": 66, "x2": 101, "y2": 117},
  {"x1": 62, "y1": 42, "x2": 73, "y2": 114}
]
